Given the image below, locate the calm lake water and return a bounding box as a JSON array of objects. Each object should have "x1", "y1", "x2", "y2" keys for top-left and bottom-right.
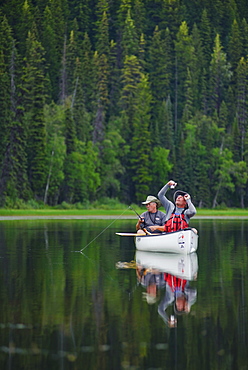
[{"x1": 0, "y1": 218, "x2": 247, "y2": 370}]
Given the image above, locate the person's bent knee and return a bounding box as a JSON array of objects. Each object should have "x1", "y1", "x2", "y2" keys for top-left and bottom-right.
[{"x1": 137, "y1": 229, "x2": 146, "y2": 235}]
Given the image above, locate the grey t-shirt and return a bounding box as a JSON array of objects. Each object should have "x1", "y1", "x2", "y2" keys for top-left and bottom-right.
[{"x1": 140, "y1": 210, "x2": 166, "y2": 233}]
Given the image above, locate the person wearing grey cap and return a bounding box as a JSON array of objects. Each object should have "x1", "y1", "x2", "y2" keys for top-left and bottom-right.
[
  {"x1": 149, "y1": 180, "x2": 197, "y2": 233},
  {"x1": 136, "y1": 195, "x2": 166, "y2": 234}
]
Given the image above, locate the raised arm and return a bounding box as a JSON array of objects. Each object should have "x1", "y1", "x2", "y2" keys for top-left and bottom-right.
[
  {"x1": 184, "y1": 194, "x2": 197, "y2": 219},
  {"x1": 158, "y1": 180, "x2": 175, "y2": 215}
]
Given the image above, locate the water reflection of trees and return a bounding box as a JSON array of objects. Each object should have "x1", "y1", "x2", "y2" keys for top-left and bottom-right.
[{"x1": 0, "y1": 220, "x2": 247, "y2": 369}]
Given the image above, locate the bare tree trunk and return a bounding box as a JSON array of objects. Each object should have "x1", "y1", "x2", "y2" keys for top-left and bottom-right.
[
  {"x1": 241, "y1": 191, "x2": 244, "y2": 209},
  {"x1": 44, "y1": 149, "x2": 54, "y2": 204},
  {"x1": 212, "y1": 186, "x2": 220, "y2": 208},
  {"x1": 71, "y1": 76, "x2": 79, "y2": 109}
]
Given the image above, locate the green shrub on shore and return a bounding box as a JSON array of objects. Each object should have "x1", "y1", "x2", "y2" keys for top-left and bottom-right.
[
  {"x1": 2, "y1": 197, "x2": 248, "y2": 217},
  {"x1": 3, "y1": 197, "x2": 129, "y2": 211}
]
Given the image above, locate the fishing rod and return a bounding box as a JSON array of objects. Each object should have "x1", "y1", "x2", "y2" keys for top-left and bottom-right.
[
  {"x1": 129, "y1": 205, "x2": 142, "y2": 220},
  {"x1": 129, "y1": 205, "x2": 151, "y2": 235}
]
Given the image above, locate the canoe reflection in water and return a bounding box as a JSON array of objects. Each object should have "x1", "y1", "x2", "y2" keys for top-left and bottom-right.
[
  {"x1": 117, "y1": 251, "x2": 198, "y2": 328},
  {"x1": 136, "y1": 251, "x2": 198, "y2": 328}
]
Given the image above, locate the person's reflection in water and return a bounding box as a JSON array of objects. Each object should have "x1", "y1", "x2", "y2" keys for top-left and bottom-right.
[
  {"x1": 158, "y1": 273, "x2": 197, "y2": 328},
  {"x1": 116, "y1": 259, "x2": 197, "y2": 328},
  {"x1": 136, "y1": 266, "x2": 165, "y2": 305}
]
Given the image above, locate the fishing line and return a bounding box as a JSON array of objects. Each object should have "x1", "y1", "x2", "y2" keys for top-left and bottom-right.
[{"x1": 79, "y1": 207, "x2": 131, "y2": 252}]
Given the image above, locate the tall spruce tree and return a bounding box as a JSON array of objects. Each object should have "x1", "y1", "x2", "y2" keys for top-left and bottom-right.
[
  {"x1": 191, "y1": 23, "x2": 204, "y2": 112},
  {"x1": 42, "y1": 0, "x2": 66, "y2": 101},
  {"x1": 132, "y1": 0, "x2": 146, "y2": 36},
  {"x1": 43, "y1": 103, "x2": 66, "y2": 205},
  {"x1": 62, "y1": 106, "x2": 77, "y2": 202},
  {"x1": 162, "y1": 0, "x2": 185, "y2": 37},
  {"x1": 18, "y1": 0, "x2": 35, "y2": 56},
  {"x1": 95, "y1": 0, "x2": 110, "y2": 57},
  {"x1": 22, "y1": 28, "x2": 47, "y2": 199},
  {"x1": 92, "y1": 52, "x2": 108, "y2": 146},
  {"x1": 66, "y1": 31, "x2": 78, "y2": 97},
  {"x1": 0, "y1": 37, "x2": 31, "y2": 206},
  {"x1": 0, "y1": 15, "x2": 13, "y2": 160},
  {"x1": 209, "y1": 34, "x2": 232, "y2": 116},
  {"x1": 68, "y1": 0, "x2": 92, "y2": 36},
  {"x1": 160, "y1": 95, "x2": 174, "y2": 153},
  {"x1": 130, "y1": 74, "x2": 152, "y2": 202},
  {"x1": 240, "y1": 18, "x2": 248, "y2": 58},
  {"x1": 42, "y1": 5, "x2": 61, "y2": 101},
  {"x1": 199, "y1": 8, "x2": 212, "y2": 71},
  {"x1": 236, "y1": 57, "x2": 247, "y2": 161},
  {"x1": 121, "y1": 7, "x2": 139, "y2": 58},
  {"x1": 200, "y1": 68, "x2": 208, "y2": 115},
  {"x1": 228, "y1": 19, "x2": 242, "y2": 86},
  {"x1": 93, "y1": 0, "x2": 111, "y2": 147},
  {"x1": 71, "y1": 58, "x2": 91, "y2": 143},
  {"x1": 147, "y1": 26, "x2": 173, "y2": 145},
  {"x1": 119, "y1": 54, "x2": 142, "y2": 141},
  {"x1": 174, "y1": 21, "x2": 193, "y2": 129},
  {"x1": 182, "y1": 67, "x2": 194, "y2": 123},
  {"x1": 81, "y1": 32, "x2": 97, "y2": 115},
  {"x1": 148, "y1": 26, "x2": 172, "y2": 104},
  {"x1": 108, "y1": 39, "x2": 121, "y2": 117}
]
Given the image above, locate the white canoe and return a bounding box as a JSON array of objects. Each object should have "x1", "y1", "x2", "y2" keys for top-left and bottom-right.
[
  {"x1": 135, "y1": 250, "x2": 198, "y2": 280},
  {"x1": 134, "y1": 229, "x2": 198, "y2": 254}
]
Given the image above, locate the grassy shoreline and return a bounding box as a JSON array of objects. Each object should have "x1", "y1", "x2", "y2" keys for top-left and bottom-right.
[{"x1": 0, "y1": 208, "x2": 248, "y2": 217}]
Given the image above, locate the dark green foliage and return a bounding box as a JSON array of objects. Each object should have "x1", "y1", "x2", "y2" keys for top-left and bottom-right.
[
  {"x1": 81, "y1": 33, "x2": 97, "y2": 114},
  {"x1": 41, "y1": 6, "x2": 61, "y2": 101},
  {"x1": 68, "y1": 0, "x2": 92, "y2": 36},
  {"x1": 0, "y1": 41, "x2": 31, "y2": 205},
  {"x1": 156, "y1": 95, "x2": 174, "y2": 154},
  {"x1": 132, "y1": 0, "x2": 146, "y2": 36},
  {"x1": 18, "y1": 0, "x2": 35, "y2": 56},
  {"x1": 130, "y1": 74, "x2": 152, "y2": 202},
  {"x1": 209, "y1": 34, "x2": 232, "y2": 115},
  {"x1": 72, "y1": 76, "x2": 92, "y2": 142},
  {"x1": 121, "y1": 8, "x2": 139, "y2": 58},
  {"x1": 120, "y1": 54, "x2": 142, "y2": 141},
  {"x1": 108, "y1": 40, "x2": 121, "y2": 117},
  {"x1": 0, "y1": 16, "x2": 13, "y2": 155},
  {"x1": 240, "y1": 18, "x2": 248, "y2": 58},
  {"x1": 235, "y1": 57, "x2": 247, "y2": 161},
  {"x1": 0, "y1": 49, "x2": 10, "y2": 159},
  {"x1": 95, "y1": 0, "x2": 110, "y2": 57},
  {"x1": 0, "y1": 0, "x2": 247, "y2": 207},
  {"x1": 98, "y1": 120, "x2": 125, "y2": 198},
  {"x1": 147, "y1": 26, "x2": 172, "y2": 103},
  {"x1": 64, "y1": 107, "x2": 77, "y2": 154},
  {"x1": 0, "y1": 118, "x2": 31, "y2": 206},
  {"x1": 22, "y1": 29, "x2": 47, "y2": 199},
  {"x1": 174, "y1": 21, "x2": 194, "y2": 124},
  {"x1": 228, "y1": 18, "x2": 242, "y2": 92},
  {"x1": 199, "y1": 9, "x2": 213, "y2": 72}
]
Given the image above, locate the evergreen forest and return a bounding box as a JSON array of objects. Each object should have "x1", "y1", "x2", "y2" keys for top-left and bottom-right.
[{"x1": 0, "y1": 0, "x2": 248, "y2": 208}]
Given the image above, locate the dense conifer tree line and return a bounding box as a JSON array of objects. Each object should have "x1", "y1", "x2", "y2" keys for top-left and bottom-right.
[{"x1": 0, "y1": 0, "x2": 248, "y2": 208}]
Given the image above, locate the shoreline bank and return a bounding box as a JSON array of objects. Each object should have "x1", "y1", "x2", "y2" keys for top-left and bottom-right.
[{"x1": 0, "y1": 215, "x2": 248, "y2": 220}]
